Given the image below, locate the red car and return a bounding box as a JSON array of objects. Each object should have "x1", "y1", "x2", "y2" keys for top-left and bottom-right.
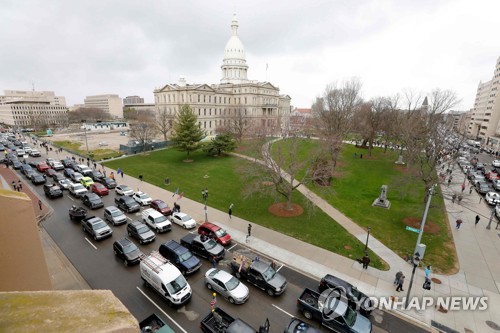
[
  {"x1": 45, "y1": 168, "x2": 57, "y2": 177},
  {"x1": 90, "y1": 182, "x2": 109, "y2": 196},
  {"x1": 150, "y1": 199, "x2": 173, "y2": 216},
  {"x1": 198, "y1": 222, "x2": 231, "y2": 246},
  {"x1": 36, "y1": 162, "x2": 50, "y2": 172},
  {"x1": 485, "y1": 170, "x2": 499, "y2": 180}
]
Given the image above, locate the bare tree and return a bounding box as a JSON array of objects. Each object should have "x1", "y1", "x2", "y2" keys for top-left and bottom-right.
[
  {"x1": 353, "y1": 97, "x2": 388, "y2": 156},
  {"x1": 68, "y1": 107, "x2": 111, "y2": 124},
  {"x1": 156, "y1": 109, "x2": 174, "y2": 141},
  {"x1": 129, "y1": 113, "x2": 158, "y2": 153},
  {"x1": 312, "y1": 78, "x2": 363, "y2": 169},
  {"x1": 216, "y1": 104, "x2": 250, "y2": 142}
]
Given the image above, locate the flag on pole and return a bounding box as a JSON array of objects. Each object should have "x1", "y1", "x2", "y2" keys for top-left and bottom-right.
[{"x1": 172, "y1": 187, "x2": 179, "y2": 197}]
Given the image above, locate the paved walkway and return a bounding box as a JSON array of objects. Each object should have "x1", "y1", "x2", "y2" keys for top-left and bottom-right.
[{"x1": 16, "y1": 137, "x2": 500, "y2": 333}]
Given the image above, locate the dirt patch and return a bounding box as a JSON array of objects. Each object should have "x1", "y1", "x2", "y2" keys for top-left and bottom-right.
[
  {"x1": 394, "y1": 165, "x2": 413, "y2": 174},
  {"x1": 182, "y1": 159, "x2": 194, "y2": 163},
  {"x1": 344, "y1": 245, "x2": 352, "y2": 250},
  {"x1": 268, "y1": 202, "x2": 304, "y2": 217},
  {"x1": 431, "y1": 278, "x2": 442, "y2": 284},
  {"x1": 403, "y1": 217, "x2": 440, "y2": 235},
  {"x1": 262, "y1": 181, "x2": 274, "y2": 186}
]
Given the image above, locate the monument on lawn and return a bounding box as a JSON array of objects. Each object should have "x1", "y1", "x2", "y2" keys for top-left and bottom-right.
[
  {"x1": 395, "y1": 155, "x2": 405, "y2": 165},
  {"x1": 373, "y1": 185, "x2": 391, "y2": 209}
]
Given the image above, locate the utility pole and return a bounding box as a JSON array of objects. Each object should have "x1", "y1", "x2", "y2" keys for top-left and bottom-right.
[
  {"x1": 202, "y1": 188, "x2": 209, "y2": 222},
  {"x1": 414, "y1": 185, "x2": 435, "y2": 256},
  {"x1": 82, "y1": 120, "x2": 89, "y2": 154}
]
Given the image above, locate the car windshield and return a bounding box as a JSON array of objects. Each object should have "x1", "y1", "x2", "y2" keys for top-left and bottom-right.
[
  {"x1": 93, "y1": 221, "x2": 107, "y2": 229},
  {"x1": 121, "y1": 186, "x2": 131, "y2": 191},
  {"x1": 178, "y1": 251, "x2": 192, "y2": 262},
  {"x1": 262, "y1": 266, "x2": 276, "y2": 281},
  {"x1": 111, "y1": 210, "x2": 122, "y2": 217},
  {"x1": 165, "y1": 275, "x2": 187, "y2": 295},
  {"x1": 157, "y1": 202, "x2": 168, "y2": 209},
  {"x1": 139, "y1": 194, "x2": 149, "y2": 199},
  {"x1": 205, "y1": 239, "x2": 217, "y2": 250},
  {"x1": 350, "y1": 288, "x2": 361, "y2": 300},
  {"x1": 344, "y1": 306, "x2": 357, "y2": 327},
  {"x1": 156, "y1": 215, "x2": 167, "y2": 222},
  {"x1": 123, "y1": 243, "x2": 137, "y2": 254},
  {"x1": 74, "y1": 184, "x2": 85, "y2": 190},
  {"x1": 137, "y1": 226, "x2": 149, "y2": 234},
  {"x1": 181, "y1": 215, "x2": 193, "y2": 222},
  {"x1": 215, "y1": 228, "x2": 227, "y2": 238},
  {"x1": 226, "y1": 276, "x2": 240, "y2": 291}
]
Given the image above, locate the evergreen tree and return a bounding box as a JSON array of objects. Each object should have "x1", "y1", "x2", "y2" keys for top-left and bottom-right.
[
  {"x1": 204, "y1": 132, "x2": 237, "y2": 156},
  {"x1": 171, "y1": 104, "x2": 206, "y2": 158}
]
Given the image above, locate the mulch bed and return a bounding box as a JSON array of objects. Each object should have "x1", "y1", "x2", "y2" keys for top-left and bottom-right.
[
  {"x1": 268, "y1": 202, "x2": 304, "y2": 217},
  {"x1": 403, "y1": 217, "x2": 440, "y2": 235}
]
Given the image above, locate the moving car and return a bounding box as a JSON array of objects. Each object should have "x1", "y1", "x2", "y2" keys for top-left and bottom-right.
[
  {"x1": 142, "y1": 208, "x2": 171, "y2": 232},
  {"x1": 113, "y1": 238, "x2": 141, "y2": 266},
  {"x1": 70, "y1": 172, "x2": 84, "y2": 183},
  {"x1": 80, "y1": 176, "x2": 94, "y2": 188},
  {"x1": 204, "y1": 268, "x2": 249, "y2": 304},
  {"x1": 29, "y1": 149, "x2": 41, "y2": 157},
  {"x1": 64, "y1": 168, "x2": 75, "y2": 178},
  {"x1": 485, "y1": 192, "x2": 500, "y2": 205},
  {"x1": 58, "y1": 178, "x2": 72, "y2": 190},
  {"x1": 52, "y1": 172, "x2": 66, "y2": 182},
  {"x1": 69, "y1": 182, "x2": 88, "y2": 198},
  {"x1": 82, "y1": 192, "x2": 104, "y2": 209},
  {"x1": 36, "y1": 162, "x2": 50, "y2": 172},
  {"x1": 133, "y1": 191, "x2": 152, "y2": 206},
  {"x1": 285, "y1": 318, "x2": 321, "y2": 333},
  {"x1": 493, "y1": 160, "x2": 500, "y2": 168},
  {"x1": 115, "y1": 195, "x2": 140, "y2": 213},
  {"x1": 198, "y1": 222, "x2": 231, "y2": 245},
  {"x1": 31, "y1": 173, "x2": 47, "y2": 185},
  {"x1": 104, "y1": 206, "x2": 128, "y2": 226},
  {"x1": 170, "y1": 212, "x2": 197, "y2": 229},
  {"x1": 81, "y1": 216, "x2": 113, "y2": 241},
  {"x1": 45, "y1": 168, "x2": 57, "y2": 178},
  {"x1": 90, "y1": 182, "x2": 109, "y2": 196},
  {"x1": 89, "y1": 170, "x2": 104, "y2": 181},
  {"x1": 150, "y1": 199, "x2": 173, "y2": 216},
  {"x1": 116, "y1": 184, "x2": 134, "y2": 196},
  {"x1": 43, "y1": 183, "x2": 63, "y2": 199},
  {"x1": 159, "y1": 240, "x2": 201, "y2": 275},
  {"x1": 127, "y1": 220, "x2": 156, "y2": 244},
  {"x1": 97, "y1": 176, "x2": 117, "y2": 189}
]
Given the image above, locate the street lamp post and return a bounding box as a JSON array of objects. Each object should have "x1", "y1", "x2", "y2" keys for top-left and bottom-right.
[
  {"x1": 81, "y1": 120, "x2": 89, "y2": 154},
  {"x1": 202, "y1": 188, "x2": 209, "y2": 222},
  {"x1": 405, "y1": 252, "x2": 421, "y2": 309},
  {"x1": 364, "y1": 227, "x2": 371, "y2": 252}
]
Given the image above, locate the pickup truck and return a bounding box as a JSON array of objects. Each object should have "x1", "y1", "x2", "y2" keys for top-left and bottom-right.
[
  {"x1": 180, "y1": 233, "x2": 225, "y2": 260},
  {"x1": 228, "y1": 249, "x2": 287, "y2": 296},
  {"x1": 296, "y1": 288, "x2": 372, "y2": 333},
  {"x1": 139, "y1": 313, "x2": 175, "y2": 333},
  {"x1": 200, "y1": 307, "x2": 269, "y2": 333}
]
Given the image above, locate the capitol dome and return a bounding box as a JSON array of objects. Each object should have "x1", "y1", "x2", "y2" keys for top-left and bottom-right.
[{"x1": 221, "y1": 14, "x2": 249, "y2": 84}]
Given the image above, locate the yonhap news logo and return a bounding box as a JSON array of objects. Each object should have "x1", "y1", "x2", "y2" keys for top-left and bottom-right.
[{"x1": 318, "y1": 287, "x2": 488, "y2": 315}]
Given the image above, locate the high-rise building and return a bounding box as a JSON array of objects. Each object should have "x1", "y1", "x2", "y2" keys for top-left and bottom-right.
[
  {"x1": 154, "y1": 14, "x2": 291, "y2": 137},
  {"x1": 467, "y1": 56, "x2": 500, "y2": 147},
  {"x1": 0, "y1": 90, "x2": 68, "y2": 128},
  {"x1": 83, "y1": 94, "x2": 123, "y2": 119}
]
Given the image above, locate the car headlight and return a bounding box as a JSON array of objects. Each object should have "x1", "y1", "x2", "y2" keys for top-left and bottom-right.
[{"x1": 276, "y1": 287, "x2": 281, "y2": 292}]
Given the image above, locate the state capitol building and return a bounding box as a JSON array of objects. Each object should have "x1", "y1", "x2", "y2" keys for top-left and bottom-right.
[{"x1": 154, "y1": 15, "x2": 291, "y2": 136}]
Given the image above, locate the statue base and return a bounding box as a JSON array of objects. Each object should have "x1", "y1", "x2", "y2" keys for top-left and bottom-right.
[{"x1": 372, "y1": 198, "x2": 391, "y2": 209}]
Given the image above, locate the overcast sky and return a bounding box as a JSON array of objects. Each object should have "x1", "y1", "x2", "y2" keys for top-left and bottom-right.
[{"x1": 1, "y1": 0, "x2": 499, "y2": 110}]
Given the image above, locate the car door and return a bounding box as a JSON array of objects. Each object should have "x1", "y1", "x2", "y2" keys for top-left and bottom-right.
[
  {"x1": 213, "y1": 279, "x2": 226, "y2": 297},
  {"x1": 247, "y1": 268, "x2": 263, "y2": 287},
  {"x1": 114, "y1": 243, "x2": 124, "y2": 260}
]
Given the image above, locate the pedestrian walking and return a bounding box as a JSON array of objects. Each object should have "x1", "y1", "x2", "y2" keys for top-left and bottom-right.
[
  {"x1": 246, "y1": 224, "x2": 252, "y2": 242},
  {"x1": 121, "y1": 171, "x2": 124, "y2": 179},
  {"x1": 174, "y1": 202, "x2": 180, "y2": 213},
  {"x1": 139, "y1": 175, "x2": 143, "y2": 182},
  {"x1": 469, "y1": 186, "x2": 473, "y2": 194},
  {"x1": 212, "y1": 256, "x2": 217, "y2": 268},
  {"x1": 17, "y1": 180, "x2": 22, "y2": 191},
  {"x1": 109, "y1": 172, "x2": 115, "y2": 180},
  {"x1": 396, "y1": 275, "x2": 405, "y2": 292},
  {"x1": 447, "y1": 178, "x2": 452, "y2": 186},
  {"x1": 394, "y1": 270, "x2": 403, "y2": 285},
  {"x1": 93, "y1": 162, "x2": 97, "y2": 170},
  {"x1": 475, "y1": 215, "x2": 480, "y2": 226},
  {"x1": 117, "y1": 168, "x2": 122, "y2": 175},
  {"x1": 456, "y1": 219, "x2": 463, "y2": 229},
  {"x1": 38, "y1": 199, "x2": 42, "y2": 211},
  {"x1": 425, "y1": 265, "x2": 432, "y2": 279},
  {"x1": 228, "y1": 203, "x2": 233, "y2": 219},
  {"x1": 457, "y1": 194, "x2": 463, "y2": 204},
  {"x1": 461, "y1": 183, "x2": 465, "y2": 192},
  {"x1": 361, "y1": 253, "x2": 370, "y2": 269},
  {"x1": 451, "y1": 193, "x2": 457, "y2": 203},
  {"x1": 12, "y1": 183, "x2": 17, "y2": 191}
]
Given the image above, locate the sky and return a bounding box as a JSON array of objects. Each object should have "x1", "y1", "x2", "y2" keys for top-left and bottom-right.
[{"x1": 1, "y1": 0, "x2": 499, "y2": 110}]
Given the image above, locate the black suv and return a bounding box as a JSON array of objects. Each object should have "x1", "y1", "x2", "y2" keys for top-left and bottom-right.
[
  {"x1": 89, "y1": 170, "x2": 104, "y2": 181},
  {"x1": 318, "y1": 274, "x2": 373, "y2": 316},
  {"x1": 127, "y1": 221, "x2": 156, "y2": 244},
  {"x1": 113, "y1": 238, "x2": 141, "y2": 266},
  {"x1": 43, "y1": 183, "x2": 63, "y2": 199},
  {"x1": 115, "y1": 195, "x2": 140, "y2": 213},
  {"x1": 97, "y1": 176, "x2": 117, "y2": 189},
  {"x1": 82, "y1": 193, "x2": 104, "y2": 209}
]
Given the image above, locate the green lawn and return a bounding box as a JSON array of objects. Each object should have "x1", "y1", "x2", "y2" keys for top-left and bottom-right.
[
  {"x1": 53, "y1": 140, "x2": 122, "y2": 161},
  {"x1": 103, "y1": 149, "x2": 388, "y2": 270},
  {"x1": 271, "y1": 139, "x2": 455, "y2": 274}
]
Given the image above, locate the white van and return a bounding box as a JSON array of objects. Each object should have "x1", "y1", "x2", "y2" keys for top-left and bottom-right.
[
  {"x1": 140, "y1": 251, "x2": 192, "y2": 306},
  {"x1": 142, "y1": 208, "x2": 171, "y2": 233}
]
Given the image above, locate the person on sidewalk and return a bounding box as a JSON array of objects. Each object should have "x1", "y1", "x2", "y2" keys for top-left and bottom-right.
[
  {"x1": 451, "y1": 193, "x2": 457, "y2": 203},
  {"x1": 121, "y1": 171, "x2": 124, "y2": 179},
  {"x1": 475, "y1": 215, "x2": 480, "y2": 226},
  {"x1": 361, "y1": 253, "x2": 370, "y2": 269},
  {"x1": 394, "y1": 270, "x2": 403, "y2": 285},
  {"x1": 38, "y1": 199, "x2": 43, "y2": 211},
  {"x1": 396, "y1": 274, "x2": 405, "y2": 292},
  {"x1": 469, "y1": 185, "x2": 473, "y2": 194},
  {"x1": 109, "y1": 172, "x2": 115, "y2": 180},
  {"x1": 139, "y1": 175, "x2": 143, "y2": 182},
  {"x1": 17, "y1": 180, "x2": 22, "y2": 191},
  {"x1": 461, "y1": 183, "x2": 465, "y2": 193},
  {"x1": 228, "y1": 203, "x2": 233, "y2": 219},
  {"x1": 246, "y1": 224, "x2": 252, "y2": 243},
  {"x1": 456, "y1": 218, "x2": 463, "y2": 229},
  {"x1": 425, "y1": 265, "x2": 432, "y2": 279},
  {"x1": 212, "y1": 256, "x2": 217, "y2": 268},
  {"x1": 12, "y1": 182, "x2": 17, "y2": 191}
]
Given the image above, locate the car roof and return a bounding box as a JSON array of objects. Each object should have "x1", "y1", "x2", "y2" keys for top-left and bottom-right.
[
  {"x1": 201, "y1": 222, "x2": 221, "y2": 231},
  {"x1": 152, "y1": 199, "x2": 165, "y2": 204},
  {"x1": 323, "y1": 274, "x2": 352, "y2": 289},
  {"x1": 209, "y1": 268, "x2": 233, "y2": 283},
  {"x1": 115, "y1": 238, "x2": 133, "y2": 247},
  {"x1": 130, "y1": 220, "x2": 144, "y2": 227}
]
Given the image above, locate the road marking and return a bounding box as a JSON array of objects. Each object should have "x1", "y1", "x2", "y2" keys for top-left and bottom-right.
[
  {"x1": 126, "y1": 216, "x2": 132, "y2": 221},
  {"x1": 136, "y1": 286, "x2": 188, "y2": 333},
  {"x1": 189, "y1": 230, "x2": 195, "y2": 234},
  {"x1": 85, "y1": 237, "x2": 97, "y2": 250},
  {"x1": 272, "y1": 304, "x2": 293, "y2": 317},
  {"x1": 276, "y1": 264, "x2": 284, "y2": 272},
  {"x1": 67, "y1": 195, "x2": 74, "y2": 201},
  {"x1": 227, "y1": 244, "x2": 237, "y2": 251}
]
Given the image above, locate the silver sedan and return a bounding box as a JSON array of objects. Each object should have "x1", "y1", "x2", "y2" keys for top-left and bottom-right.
[{"x1": 204, "y1": 268, "x2": 249, "y2": 304}]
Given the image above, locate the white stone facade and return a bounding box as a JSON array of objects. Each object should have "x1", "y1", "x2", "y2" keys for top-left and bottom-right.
[
  {"x1": 154, "y1": 15, "x2": 291, "y2": 137},
  {"x1": 468, "y1": 56, "x2": 500, "y2": 147},
  {"x1": 0, "y1": 90, "x2": 68, "y2": 128},
  {"x1": 84, "y1": 94, "x2": 123, "y2": 119}
]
